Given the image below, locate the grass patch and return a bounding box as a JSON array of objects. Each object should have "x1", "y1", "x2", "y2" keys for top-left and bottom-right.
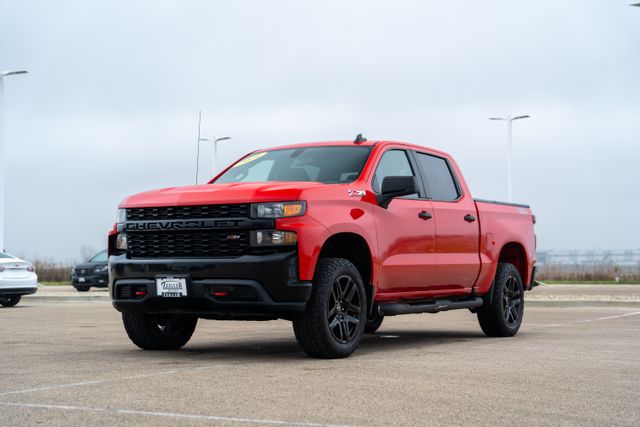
[{"x1": 39, "y1": 281, "x2": 72, "y2": 286}]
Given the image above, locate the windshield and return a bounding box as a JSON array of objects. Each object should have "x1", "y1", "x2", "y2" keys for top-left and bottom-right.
[
  {"x1": 215, "y1": 146, "x2": 373, "y2": 184},
  {"x1": 0, "y1": 252, "x2": 16, "y2": 259},
  {"x1": 89, "y1": 250, "x2": 108, "y2": 263}
]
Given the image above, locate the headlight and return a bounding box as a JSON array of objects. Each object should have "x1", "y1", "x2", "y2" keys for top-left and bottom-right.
[
  {"x1": 250, "y1": 230, "x2": 297, "y2": 246},
  {"x1": 250, "y1": 201, "x2": 306, "y2": 219},
  {"x1": 117, "y1": 208, "x2": 127, "y2": 223},
  {"x1": 116, "y1": 234, "x2": 128, "y2": 250},
  {"x1": 94, "y1": 266, "x2": 108, "y2": 273}
]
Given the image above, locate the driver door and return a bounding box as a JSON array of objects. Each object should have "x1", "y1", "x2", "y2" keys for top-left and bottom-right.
[{"x1": 372, "y1": 149, "x2": 437, "y2": 298}]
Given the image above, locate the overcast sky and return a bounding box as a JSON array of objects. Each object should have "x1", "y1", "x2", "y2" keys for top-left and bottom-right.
[{"x1": 1, "y1": 0, "x2": 639, "y2": 262}]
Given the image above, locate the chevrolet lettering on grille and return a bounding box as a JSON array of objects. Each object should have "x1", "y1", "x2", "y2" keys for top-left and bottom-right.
[{"x1": 123, "y1": 219, "x2": 243, "y2": 231}]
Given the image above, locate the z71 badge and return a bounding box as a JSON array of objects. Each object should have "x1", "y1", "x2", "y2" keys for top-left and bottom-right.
[{"x1": 348, "y1": 189, "x2": 366, "y2": 197}]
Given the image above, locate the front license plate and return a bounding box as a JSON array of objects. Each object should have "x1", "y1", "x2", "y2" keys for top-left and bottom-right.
[
  {"x1": 156, "y1": 277, "x2": 188, "y2": 298},
  {"x1": 78, "y1": 277, "x2": 86, "y2": 283}
]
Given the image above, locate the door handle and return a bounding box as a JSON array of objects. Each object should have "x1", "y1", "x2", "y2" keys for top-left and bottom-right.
[
  {"x1": 418, "y1": 211, "x2": 433, "y2": 220},
  {"x1": 464, "y1": 214, "x2": 476, "y2": 222}
]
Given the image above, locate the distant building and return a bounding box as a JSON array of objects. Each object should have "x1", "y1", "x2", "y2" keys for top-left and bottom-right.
[{"x1": 537, "y1": 250, "x2": 640, "y2": 267}]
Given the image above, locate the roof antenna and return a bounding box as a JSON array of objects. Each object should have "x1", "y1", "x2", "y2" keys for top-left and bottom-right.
[{"x1": 353, "y1": 133, "x2": 367, "y2": 144}]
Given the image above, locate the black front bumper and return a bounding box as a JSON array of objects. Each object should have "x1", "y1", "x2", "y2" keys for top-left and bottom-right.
[
  {"x1": 71, "y1": 273, "x2": 109, "y2": 288},
  {"x1": 109, "y1": 251, "x2": 312, "y2": 319}
]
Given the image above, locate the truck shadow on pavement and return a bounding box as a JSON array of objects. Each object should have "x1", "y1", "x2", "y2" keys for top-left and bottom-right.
[{"x1": 114, "y1": 330, "x2": 488, "y2": 362}]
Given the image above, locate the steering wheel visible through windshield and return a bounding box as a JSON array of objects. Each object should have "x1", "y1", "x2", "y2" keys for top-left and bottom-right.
[{"x1": 214, "y1": 146, "x2": 373, "y2": 184}]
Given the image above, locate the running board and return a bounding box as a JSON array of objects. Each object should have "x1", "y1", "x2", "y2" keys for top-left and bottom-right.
[{"x1": 380, "y1": 297, "x2": 483, "y2": 316}]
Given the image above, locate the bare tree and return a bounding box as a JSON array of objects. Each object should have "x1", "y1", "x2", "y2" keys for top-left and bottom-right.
[{"x1": 80, "y1": 245, "x2": 98, "y2": 262}]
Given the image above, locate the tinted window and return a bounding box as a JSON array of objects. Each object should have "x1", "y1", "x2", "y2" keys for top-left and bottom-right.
[
  {"x1": 215, "y1": 146, "x2": 372, "y2": 184},
  {"x1": 372, "y1": 150, "x2": 417, "y2": 198},
  {"x1": 415, "y1": 152, "x2": 459, "y2": 201}
]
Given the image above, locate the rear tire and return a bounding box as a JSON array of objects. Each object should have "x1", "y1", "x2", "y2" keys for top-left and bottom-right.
[
  {"x1": 477, "y1": 263, "x2": 524, "y2": 337},
  {"x1": 364, "y1": 311, "x2": 384, "y2": 334},
  {"x1": 293, "y1": 258, "x2": 367, "y2": 358},
  {"x1": 0, "y1": 295, "x2": 21, "y2": 307},
  {"x1": 122, "y1": 312, "x2": 197, "y2": 350}
]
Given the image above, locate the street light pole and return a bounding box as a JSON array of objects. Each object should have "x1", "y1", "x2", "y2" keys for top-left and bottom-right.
[
  {"x1": 0, "y1": 70, "x2": 28, "y2": 252},
  {"x1": 489, "y1": 114, "x2": 530, "y2": 202}
]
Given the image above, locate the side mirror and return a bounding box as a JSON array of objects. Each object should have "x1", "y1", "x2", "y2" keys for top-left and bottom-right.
[{"x1": 377, "y1": 176, "x2": 418, "y2": 209}]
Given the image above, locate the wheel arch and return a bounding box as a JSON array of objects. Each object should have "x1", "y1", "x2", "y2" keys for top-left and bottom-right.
[
  {"x1": 497, "y1": 241, "x2": 529, "y2": 285},
  {"x1": 317, "y1": 232, "x2": 375, "y2": 313}
]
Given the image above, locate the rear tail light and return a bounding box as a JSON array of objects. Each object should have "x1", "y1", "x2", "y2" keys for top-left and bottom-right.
[{"x1": 27, "y1": 265, "x2": 36, "y2": 272}]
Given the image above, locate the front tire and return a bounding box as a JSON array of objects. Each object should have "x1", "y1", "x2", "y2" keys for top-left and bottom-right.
[
  {"x1": 122, "y1": 312, "x2": 197, "y2": 350},
  {"x1": 0, "y1": 295, "x2": 21, "y2": 307},
  {"x1": 477, "y1": 263, "x2": 524, "y2": 337},
  {"x1": 293, "y1": 258, "x2": 367, "y2": 358}
]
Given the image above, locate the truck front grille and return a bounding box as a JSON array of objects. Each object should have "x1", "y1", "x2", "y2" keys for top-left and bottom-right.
[
  {"x1": 127, "y1": 231, "x2": 249, "y2": 258},
  {"x1": 126, "y1": 204, "x2": 249, "y2": 221}
]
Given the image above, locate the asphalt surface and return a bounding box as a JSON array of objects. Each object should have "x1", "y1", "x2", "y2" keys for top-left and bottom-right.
[{"x1": 1, "y1": 301, "x2": 639, "y2": 426}]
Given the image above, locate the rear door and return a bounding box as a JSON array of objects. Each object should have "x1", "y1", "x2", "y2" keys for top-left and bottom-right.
[
  {"x1": 371, "y1": 148, "x2": 437, "y2": 297},
  {"x1": 412, "y1": 151, "x2": 480, "y2": 292}
]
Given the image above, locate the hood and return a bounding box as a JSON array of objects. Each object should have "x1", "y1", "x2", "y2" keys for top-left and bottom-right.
[
  {"x1": 120, "y1": 182, "x2": 325, "y2": 208},
  {"x1": 74, "y1": 261, "x2": 107, "y2": 269}
]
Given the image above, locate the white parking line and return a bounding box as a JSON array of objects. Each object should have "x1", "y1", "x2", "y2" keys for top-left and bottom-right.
[
  {"x1": 0, "y1": 401, "x2": 356, "y2": 427},
  {"x1": 533, "y1": 310, "x2": 640, "y2": 328},
  {"x1": 0, "y1": 364, "x2": 229, "y2": 397},
  {"x1": 581, "y1": 311, "x2": 640, "y2": 322}
]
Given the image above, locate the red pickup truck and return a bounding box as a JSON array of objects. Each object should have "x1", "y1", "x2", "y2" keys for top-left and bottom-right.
[{"x1": 108, "y1": 138, "x2": 537, "y2": 358}]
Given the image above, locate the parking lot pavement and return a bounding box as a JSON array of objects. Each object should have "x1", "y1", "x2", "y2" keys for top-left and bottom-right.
[{"x1": 1, "y1": 302, "x2": 639, "y2": 426}]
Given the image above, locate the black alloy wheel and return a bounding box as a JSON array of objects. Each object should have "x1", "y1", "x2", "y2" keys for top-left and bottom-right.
[
  {"x1": 477, "y1": 263, "x2": 525, "y2": 337},
  {"x1": 292, "y1": 258, "x2": 367, "y2": 358},
  {"x1": 327, "y1": 275, "x2": 363, "y2": 344},
  {"x1": 502, "y1": 275, "x2": 523, "y2": 327}
]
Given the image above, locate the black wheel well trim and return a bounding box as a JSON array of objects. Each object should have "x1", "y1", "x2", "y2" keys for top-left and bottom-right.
[{"x1": 317, "y1": 232, "x2": 375, "y2": 314}]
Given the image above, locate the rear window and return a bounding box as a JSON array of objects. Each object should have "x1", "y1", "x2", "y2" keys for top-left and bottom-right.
[
  {"x1": 215, "y1": 146, "x2": 373, "y2": 184},
  {"x1": 415, "y1": 152, "x2": 460, "y2": 201}
]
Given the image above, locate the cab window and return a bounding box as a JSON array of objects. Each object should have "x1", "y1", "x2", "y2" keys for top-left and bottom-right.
[
  {"x1": 414, "y1": 152, "x2": 460, "y2": 201},
  {"x1": 372, "y1": 150, "x2": 418, "y2": 198}
]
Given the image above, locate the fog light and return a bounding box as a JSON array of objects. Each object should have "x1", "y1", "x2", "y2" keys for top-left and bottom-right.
[
  {"x1": 250, "y1": 230, "x2": 297, "y2": 247},
  {"x1": 116, "y1": 234, "x2": 128, "y2": 250}
]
